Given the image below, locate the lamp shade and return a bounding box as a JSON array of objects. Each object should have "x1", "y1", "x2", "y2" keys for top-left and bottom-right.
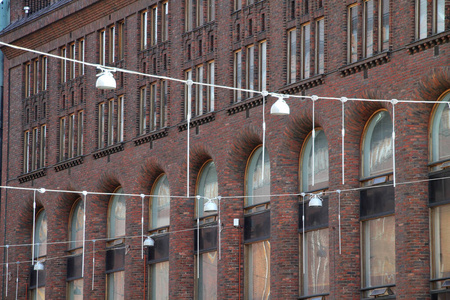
[
  {"x1": 143, "y1": 236, "x2": 155, "y2": 247},
  {"x1": 270, "y1": 97, "x2": 290, "y2": 115},
  {"x1": 204, "y1": 199, "x2": 218, "y2": 212},
  {"x1": 96, "y1": 70, "x2": 116, "y2": 90},
  {"x1": 34, "y1": 261, "x2": 44, "y2": 271},
  {"x1": 309, "y1": 194, "x2": 323, "y2": 207}
]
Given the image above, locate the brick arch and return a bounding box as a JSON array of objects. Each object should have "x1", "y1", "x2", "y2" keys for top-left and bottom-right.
[
  {"x1": 189, "y1": 143, "x2": 213, "y2": 194},
  {"x1": 140, "y1": 157, "x2": 166, "y2": 193},
  {"x1": 417, "y1": 66, "x2": 450, "y2": 101}
]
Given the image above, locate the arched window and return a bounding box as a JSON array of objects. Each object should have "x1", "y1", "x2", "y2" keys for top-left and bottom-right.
[
  {"x1": 194, "y1": 161, "x2": 218, "y2": 300},
  {"x1": 31, "y1": 209, "x2": 47, "y2": 300},
  {"x1": 245, "y1": 146, "x2": 270, "y2": 207},
  {"x1": 430, "y1": 91, "x2": 450, "y2": 167},
  {"x1": 150, "y1": 174, "x2": 170, "y2": 230},
  {"x1": 108, "y1": 188, "x2": 126, "y2": 239},
  {"x1": 67, "y1": 199, "x2": 84, "y2": 299},
  {"x1": 300, "y1": 129, "x2": 329, "y2": 192}
]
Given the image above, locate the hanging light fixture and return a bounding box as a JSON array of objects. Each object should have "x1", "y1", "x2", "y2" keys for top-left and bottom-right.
[
  {"x1": 309, "y1": 193, "x2": 323, "y2": 207},
  {"x1": 143, "y1": 236, "x2": 155, "y2": 247},
  {"x1": 204, "y1": 198, "x2": 218, "y2": 212},
  {"x1": 96, "y1": 68, "x2": 116, "y2": 90},
  {"x1": 34, "y1": 261, "x2": 44, "y2": 271},
  {"x1": 270, "y1": 95, "x2": 290, "y2": 115}
]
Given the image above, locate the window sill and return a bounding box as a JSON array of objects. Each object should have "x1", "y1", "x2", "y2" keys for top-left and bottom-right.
[
  {"x1": 227, "y1": 96, "x2": 265, "y2": 116},
  {"x1": 93, "y1": 143, "x2": 124, "y2": 159},
  {"x1": 407, "y1": 31, "x2": 450, "y2": 55},
  {"x1": 280, "y1": 74, "x2": 325, "y2": 94},
  {"x1": 18, "y1": 168, "x2": 46, "y2": 183},
  {"x1": 54, "y1": 156, "x2": 83, "y2": 172},
  {"x1": 133, "y1": 128, "x2": 168, "y2": 146},
  {"x1": 339, "y1": 51, "x2": 390, "y2": 77},
  {"x1": 178, "y1": 112, "x2": 215, "y2": 132}
]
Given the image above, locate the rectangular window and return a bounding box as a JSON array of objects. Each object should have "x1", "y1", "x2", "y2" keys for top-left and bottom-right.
[
  {"x1": 416, "y1": 0, "x2": 427, "y2": 40},
  {"x1": 287, "y1": 28, "x2": 297, "y2": 83},
  {"x1": 23, "y1": 131, "x2": 30, "y2": 173},
  {"x1": 141, "y1": 11, "x2": 148, "y2": 49},
  {"x1": 118, "y1": 22, "x2": 125, "y2": 60},
  {"x1": 31, "y1": 127, "x2": 38, "y2": 170},
  {"x1": 25, "y1": 63, "x2": 31, "y2": 98},
  {"x1": 235, "y1": 0, "x2": 241, "y2": 11},
  {"x1": 140, "y1": 87, "x2": 147, "y2": 135},
  {"x1": 108, "y1": 99, "x2": 115, "y2": 146},
  {"x1": 107, "y1": 271, "x2": 125, "y2": 300},
  {"x1": 246, "y1": 46, "x2": 254, "y2": 98},
  {"x1": 185, "y1": 70, "x2": 193, "y2": 118},
  {"x1": 59, "y1": 117, "x2": 66, "y2": 161},
  {"x1": 379, "y1": 0, "x2": 389, "y2": 52},
  {"x1": 207, "y1": 61, "x2": 214, "y2": 112},
  {"x1": 431, "y1": 205, "x2": 450, "y2": 289},
  {"x1": 162, "y1": 2, "x2": 169, "y2": 41},
  {"x1": 186, "y1": 0, "x2": 193, "y2": 31},
  {"x1": 196, "y1": 65, "x2": 204, "y2": 116},
  {"x1": 99, "y1": 30, "x2": 106, "y2": 65},
  {"x1": 61, "y1": 47, "x2": 67, "y2": 82},
  {"x1": 149, "y1": 83, "x2": 157, "y2": 131},
  {"x1": 234, "y1": 50, "x2": 242, "y2": 102},
  {"x1": 77, "y1": 111, "x2": 84, "y2": 156},
  {"x1": 39, "y1": 125, "x2": 46, "y2": 168},
  {"x1": 117, "y1": 96, "x2": 124, "y2": 142},
  {"x1": 68, "y1": 114, "x2": 75, "y2": 158},
  {"x1": 98, "y1": 103, "x2": 105, "y2": 148},
  {"x1": 109, "y1": 25, "x2": 115, "y2": 64},
  {"x1": 41, "y1": 56, "x2": 48, "y2": 90},
  {"x1": 364, "y1": 0, "x2": 374, "y2": 58},
  {"x1": 315, "y1": 19, "x2": 325, "y2": 74},
  {"x1": 259, "y1": 41, "x2": 267, "y2": 91},
  {"x1": 207, "y1": 0, "x2": 215, "y2": 22},
  {"x1": 78, "y1": 39, "x2": 85, "y2": 75},
  {"x1": 301, "y1": 23, "x2": 310, "y2": 79},
  {"x1": 197, "y1": 0, "x2": 204, "y2": 27},
  {"x1": 150, "y1": 261, "x2": 169, "y2": 300},
  {"x1": 433, "y1": 0, "x2": 445, "y2": 34},
  {"x1": 161, "y1": 80, "x2": 168, "y2": 128},
  {"x1": 33, "y1": 59, "x2": 39, "y2": 94},
  {"x1": 194, "y1": 252, "x2": 218, "y2": 300},
  {"x1": 245, "y1": 241, "x2": 270, "y2": 300},
  {"x1": 151, "y1": 6, "x2": 158, "y2": 46},
  {"x1": 348, "y1": 5, "x2": 358, "y2": 63}
]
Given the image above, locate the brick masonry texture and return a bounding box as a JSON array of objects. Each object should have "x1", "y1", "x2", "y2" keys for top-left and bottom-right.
[{"x1": 0, "y1": 0, "x2": 449, "y2": 299}]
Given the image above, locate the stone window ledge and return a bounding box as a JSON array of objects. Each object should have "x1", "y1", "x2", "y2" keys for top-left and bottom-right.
[
  {"x1": 93, "y1": 143, "x2": 124, "y2": 159},
  {"x1": 134, "y1": 128, "x2": 168, "y2": 146},
  {"x1": 178, "y1": 112, "x2": 215, "y2": 132},
  {"x1": 227, "y1": 96, "x2": 265, "y2": 116},
  {"x1": 407, "y1": 31, "x2": 450, "y2": 55},
  {"x1": 54, "y1": 156, "x2": 83, "y2": 172},
  {"x1": 280, "y1": 74, "x2": 325, "y2": 95},
  {"x1": 18, "y1": 168, "x2": 46, "y2": 183},
  {"x1": 339, "y1": 51, "x2": 390, "y2": 77}
]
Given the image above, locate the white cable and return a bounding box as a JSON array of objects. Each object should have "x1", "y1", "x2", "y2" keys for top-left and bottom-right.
[
  {"x1": 392, "y1": 99, "x2": 398, "y2": 187},
  {"x1": 5, "y1": 245, "x2": 8, "y2": 297},
  {"x1": 311, "y1": 96, "x2": 318, "y2": 187},
  {"x1": 15, "y1": 262, "x2": 19, "y2": 300},
  {"x1": 31, "y1": 190, "x2": 36, "y2": 265},
  {"x1": 92, "y1": 240, "x2": 96, "y2": 290},
  {"x1": 301, "y1": 193, "x2": 305, "y2": 275},
  {"x1": 341, "y1": 97, "x2": 348, "y2": 185},
  {"x1": 141, "y1": 194, "x2": 145, "y2": 260},
  {"x1": 337, "y1": 190, "x2": 342, "y2": 255}
]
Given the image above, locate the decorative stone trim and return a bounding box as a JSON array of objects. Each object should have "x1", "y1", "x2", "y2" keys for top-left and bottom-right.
[
  {"x1": 18, "y1": 169, "x2": 46, "y2": 183},
  {"x1": 407, "y1": 31, "x2": 450, "y2": 55},
  {"x1": 178, "y1": 112, "x2": 215, "y2": 132},
  {"x1": 134, "y1": 128, "x2": 169, "y2": 146},
  {"x1": 227, "y1": 97, "x2": 264, "y2": 116},
  {"x1": 280, "y1": 74, "x2": 325, "y2": 95},
  {"x1": 54, "y1": 156, "x2": 84, "y2": 172},
  {"x1": 93, "y1": 143, "x2": 124, "y2": 159},
  {"x1": 339, "y1": 52, "x2": 390, "y2": 77}
]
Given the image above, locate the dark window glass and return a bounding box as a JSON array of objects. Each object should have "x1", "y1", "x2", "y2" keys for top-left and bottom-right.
[
  {"x1": 148, "y1": 234, "x2": 170, "y2": 263},
  {"x1": 105, "y1": 247, "x2": 125, "y2": 273},
  {"x1": 67, "y1": 255, "x2": 83, "y2": 281},
  {"x1": 299, "y1": 196, "x2": 329, "y2": 231},
  {"x1": 360, "y1": 185, "x2": 395, "y2": 220},
  {"x1": 244, "y1": 210, "x2": 270, "y2": 243},
  {"x1": 194, "y1": 226, "x2": 218, "y2": 253}
]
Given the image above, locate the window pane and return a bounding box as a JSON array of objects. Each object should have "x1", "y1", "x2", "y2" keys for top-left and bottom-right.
[
  {"x1": 246, "y1": 241, "x2": 270, "y2": 300},
  {"x1": 302, "y1": 23, "x2": 310, "y2": 79},
  {"x1": 436, "y1": 0, "x2": 445, "y2": 33},
  {"x1": 151, "y1": 175, "x2": 170, "y2": 229},
  {"x1": 246, "y1": 147, "x2": 270, "y2": 206},
  {"x1": 349, "y1": 6, "x2": 358, "y2": 63},
  {"x1": 288, "y1": 29, "x2": 297, "y2": 83},
  {"x1": 68, "y1": 279, "x2": 83, "y2": 300},
  {"x1": 70, "y1": 200, "x2": 84, "y2": 249},
  {"x1": 419, "y1": 0, "x2": 427, "y2": 39},
  {"x1": 30, "y1": 287, "x2": 45, "y2": 300},
  {"x1": 301, "y1": 130, "x2": 329, "y2": 192},
  {"x1": 303, "y1": 228, "x2": 329, "y2": 295},
  {"x1": 365, "y1": 0, "x2": 374, "y2": 57},
  {"x1": 431, "y1": 96, "x2": 450, "y2": 163},
  {"x1": 197, "y1": 251, "x2": 217, "y2": 300},
  {"x1": 259, "y1": 41, "x2": 267, "y2": 91},
  {"x1": 35, "y1": 210, "x2": 47, "y2": 258},
  {"x1": 363, "y1": 111, "x2": 393, "y2": 178},
  {"x1": 197, "y1": 162, "x2": 218, "y2": 218},
  {"x1": 431, "y1": 205, "x2": 450, "y2": 282},
  {"x1": 107, "y1": 271, "x2": 125, "y2": 300},
  {"x1": 150, "y1": 261, "x2": 169, "y2": 300},
  {"x1": 316, "y1": 19, "x2": 324, "y2": 74},
  {"x1": 108, "y1": 188, "x2": 126, "y2": 238},
  {"x1": 380, "y1": 0, "x2": 389, "y2": 51},
  {"x1": 362, "y1": 216, "x2": 396, "y2": 288}
]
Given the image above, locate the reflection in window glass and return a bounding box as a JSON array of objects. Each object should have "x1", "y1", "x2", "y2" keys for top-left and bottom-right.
[
  {"x1": 363, "y1": 111, "x2": 393, "y2": 178},
  {"x1": 70, "y1": 199, "x2": 84, "y2": 249},
  {"x1": 107, "y1": 271, "x2": 125, "y2": 300},
  {"x1": 246, "y1": 241, "x2": 270, "y2": 300},
  {"x1": 68, "y1": 279, "x2": 83, "y2": 300},
  {"x1": 431, "y1": 95, "x2": 450, "y2": 163},
  {"x1": 108, "y1": 188, "x2": 126, "y2": 239},
  {"x1": 150, "y1": 261, "x2": 169, "y2": 300},
  {"x1": 246, "y1": 147, "x2": 270, "y2": 206},
  {"x1": 301, "y1": 130, "x2": 329, "y2": 192},
  {"x1": 35, "y1": 210, "x2": 47, "y2": 258},
  {"x1": 362, "y1": 216, "x2": 395, "y2": 288},
  {"x1": 150, "y1": 175, "x2": 170, "y2": 229},
  {"x1": 196, "y1": 251, "x2": 218, "y2": 300},
  {"x1": 303, "y1": 229, "x2": 329, "y2": 296},
  {"x1": 196, "y1": 161, "x2": 218, "y2": 218},
  {"x1": 431, "y1": 205, "x2": 450, "y2": 287},
  {"x1": 30, "y1": 287, "x2": 45, "y2": 300}
]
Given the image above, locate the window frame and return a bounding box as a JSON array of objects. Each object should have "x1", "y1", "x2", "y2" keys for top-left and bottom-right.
[
  {"x1": 234, "y1": 50, "x2": 242, "y2": 102},
  {"x1": 287, "y1": 28, "x2": 297, "y2": 84},
  {"x1": 348, "y1": 4, "x2": 358, "y2": 63},
  {"x1": 77, "y1": 111, "x2": 84, "y2": 156},
  {"x1": 315, "y1": 18, "x2": 325, "y2": 75},
  {"x1": 301, "y1": 23, "x2": 311, "y2": 80},
  {"x1": 246, "y1": 45, "x2": 255, "y2": 99},
  {"x1": 39, "y1": 124, "x2": 46, "y2": 168},
  {"x1": 363, "y1": 0, "x2": 374, "y2": 58},
  {"x1": 162, "y1": 2, "x2": 169, "y2": 41},
  {"x1": 98, "y1": 102, "x2": 105, "y2": 149},
  {"x1": 378, "y1": 0, "x2": 389, "y2": 52},
  {"x1": 415, "y1": 0, "x2": 428, "y2": 40},
  {"x1": 141, "y1": 10, "x2": 148, "y2": 50},
  {"x1": 259, "y1": 40, "x2": 267, "y2": 91},
  {"x1": 59, "y1": 117, "x2": 66, "y2": 161},
  {"x1": 196, "y1": 65, "x2": 204, "y2": 116},
  {"x1": 207, "y1": 61, "x2": 215, "y2": 112},
  {"x1": 149, "y1": 174, "x2": 171, "y2": 230},
  {"x1": 23, "y1": 130, "x2": 30, "y2": 173}
]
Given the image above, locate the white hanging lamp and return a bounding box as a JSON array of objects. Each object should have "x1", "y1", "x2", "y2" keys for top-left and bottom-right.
[
  {"x1": 96, "y1": 68, "x2": 116, "y2": 90},
  {"x1": 309, "y1": 193, "x2": 323, "y2": 207},
  {"x1": 143, "y1": 236, "x2": 155, "y2": 247},
  {"x1": 34, "y1": 261, "x2": 44, "y2": 271},
  {"x1": 204, "y1": 198, "x2": 218, "y2": 212},
  {"x1": 270, "y1": 95, "x2": 290, "y2": 115}
]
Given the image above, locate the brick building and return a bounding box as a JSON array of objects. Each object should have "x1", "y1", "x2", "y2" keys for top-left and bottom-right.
[{"x1": 0, "y1": 0, "x2": 449, "y2": 299}]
